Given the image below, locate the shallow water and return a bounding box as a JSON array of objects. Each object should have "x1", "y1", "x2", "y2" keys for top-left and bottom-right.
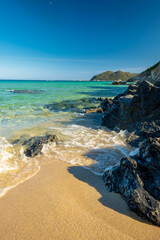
[{"x1": 0, "y1": 80, "x2": 132, "y2": 196}]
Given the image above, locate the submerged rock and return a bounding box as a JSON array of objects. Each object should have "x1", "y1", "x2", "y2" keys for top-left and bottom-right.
[
  {"x1": 86, "y1": 98, "x2": 113, "y2": 114},
  {"x1": 103, "y1": 137, "x2": 160, "y2": 226},
  {"x1": 24, "y1": 135, "x2": 58, "y2": 157},
  {"x1": 7, "y1": 89, "x2": 44, "y2": 94},
  {"x1": 13, "y1": 134, "x2": 58, "y2": 157},
  {"x1": 44, "y1": 97, "x2": 103, "y2": 113},
  {"x1": 86, "y1": 107, "x2": 103, "y2": 114}
]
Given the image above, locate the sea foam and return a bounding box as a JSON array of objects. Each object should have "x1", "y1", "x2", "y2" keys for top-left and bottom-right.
[{"x1": 42, "y1": 124, "x2": 134, "y2": 175}]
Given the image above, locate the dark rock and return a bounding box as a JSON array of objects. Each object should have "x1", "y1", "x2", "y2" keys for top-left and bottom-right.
[
  {"x1": 112, "y1": 80, "x2": 127, "y2": 85},
  {"x1": 135, "y1": 121, "x2": 160, "y2": 139},
  {"x1": 102, "y1": 81, "x2": 160, "y2": 131},
  {"x1": 124, "y1": 84, "x2": 138, "y2": 95},
  {"x1": 102, "y1": 94, "x2": 135, "y2": 130},
  {"x1": 98, "y1": 80, "x2": 160, "y2": 225},
  {"x1": 24, "y1": 135, "x2": 58, "y2": 157},
  {"x1": 155, "y1": 81, "x2": 160, "y2": 87},
  {"x1": 138, "y1": 138, "x2": 160, "y2": 170},
  {"x1": 13, "y1": 135, "x2": 58, "y2": 157},
  {"x1": 127, "y1": 121, "x2": 160, "y2": 147},
  {"x1": 103, "y1": 137, "x2": 160, "y2": 226},
  {"x1": 99, "y1": 97, "x2": 113, "y2": 112}
]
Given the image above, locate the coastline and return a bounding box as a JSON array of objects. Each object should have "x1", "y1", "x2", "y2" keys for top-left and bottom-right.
[
  {"x1": 0, "y1": 160, "x2": 159, "y2": 240},
  {"x1": 0, "y1": 0, "x2": 159, "y2": 238}
]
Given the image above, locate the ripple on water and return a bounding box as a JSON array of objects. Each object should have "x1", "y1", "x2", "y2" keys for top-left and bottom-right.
[{"x1": 0, "y1": 81, "x2": 131, "y2": 196}]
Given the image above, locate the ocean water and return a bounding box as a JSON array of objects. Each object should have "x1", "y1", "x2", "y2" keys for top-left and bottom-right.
[{"x1": 0, "y1": 80, "x2": 133, "y2": 196}]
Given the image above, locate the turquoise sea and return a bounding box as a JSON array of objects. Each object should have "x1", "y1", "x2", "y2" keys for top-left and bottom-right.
[{"x1": 0, "y1": 80, "x2": 133, "y2": 196}]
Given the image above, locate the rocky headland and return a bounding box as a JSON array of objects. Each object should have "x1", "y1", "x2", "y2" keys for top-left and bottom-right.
[
  {"x1": 87, "y1": 72, "x2": 160, "y2": 225},
  {"x1": 127, "y1": 61, "x2": 160, "y2": 83},
  {"x1": 90, "y1": 70, "x2": 137, "y2": 81}
]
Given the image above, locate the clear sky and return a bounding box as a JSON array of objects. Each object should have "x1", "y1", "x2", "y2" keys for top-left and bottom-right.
[{"x1": 0, "y1": 0, "x2": 159, "y2": 80}]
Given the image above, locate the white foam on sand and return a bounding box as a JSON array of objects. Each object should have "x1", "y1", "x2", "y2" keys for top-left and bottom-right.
[
  {"x1": 0, "y1": 137, "x2": 18, "y2": 173},
  {"x1": 0, "y1": 124, "x2": 136, "y2": 197},
  {"x1": 0, "y1": 137, "x2": 41, "y2": 198},
  {"x1": 0, "y1": 167, "x2": 40, "y2": 198},
  {"x1": 42, "y1": 124, "x2": 134, "y2": 175}
]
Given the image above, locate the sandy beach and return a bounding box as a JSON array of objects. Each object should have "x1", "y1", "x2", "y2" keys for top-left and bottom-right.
[
  {"x1": 0, "y1": 0, "x2": 160, "y2": 238},
  {"x1": 0, "y1": 160, "x2": 159, "y2": 240}
]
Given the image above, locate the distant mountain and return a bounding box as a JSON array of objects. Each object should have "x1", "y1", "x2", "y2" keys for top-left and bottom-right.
[
  {"x1": 127, "y1": 61, "x2": 160, "y2": 83},
  {"x1": 90, "y1": 70, "x2": 138, "y2": 81}
]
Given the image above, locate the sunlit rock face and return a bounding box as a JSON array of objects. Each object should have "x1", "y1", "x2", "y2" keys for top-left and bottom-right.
[
  {"x1": 151, "y1": 63, "x2": 160, "y2": 81},
  {"x1": 127, "y1": 61, "x2": 160, "y2": 83},
  {"x1": 102, "y1": 80, "x2": 160, "y2": 133}
]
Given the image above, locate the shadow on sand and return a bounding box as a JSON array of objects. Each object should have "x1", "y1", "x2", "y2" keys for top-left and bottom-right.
[{"x1": 68, "y1": 165, "x2": 151, "y2": 225}]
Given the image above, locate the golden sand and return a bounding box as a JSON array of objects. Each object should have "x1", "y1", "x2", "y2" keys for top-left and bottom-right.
[{"x1": 0, "y1": 160, "x2": 159, "y2": 240}]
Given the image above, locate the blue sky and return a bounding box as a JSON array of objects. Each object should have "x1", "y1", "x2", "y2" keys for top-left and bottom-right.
[{"x1": 0, "y1": 0, "x2": 159, "y2": 80}]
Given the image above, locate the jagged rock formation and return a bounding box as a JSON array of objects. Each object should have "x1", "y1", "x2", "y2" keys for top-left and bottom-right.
[
  {"x1": 103, "y1": 137, "x2": 160, "y2": 226},
  {"x1": 127, "y1": 61, "x2": 160, "y2": 83},
  {"x1": 98, "y1": 79, "x2": 160, "y2": 225},
  {"x1": 90, "y1": 70, "x2": 137, "y2": 81},
  {"x1": 102, "y1": 81, "x2": 160, "y2": 134}
]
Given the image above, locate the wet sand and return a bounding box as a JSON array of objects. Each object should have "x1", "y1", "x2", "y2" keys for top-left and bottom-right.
[{"x1": 0, "y1": 160, "x2": 159, "y2": 240}]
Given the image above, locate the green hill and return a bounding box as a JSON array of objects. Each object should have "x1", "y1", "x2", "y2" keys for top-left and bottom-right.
[{"x1": 90, "y1": 70, "x2": 138, "y2": 81}]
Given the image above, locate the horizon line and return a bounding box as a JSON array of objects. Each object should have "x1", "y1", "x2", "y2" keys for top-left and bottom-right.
[{"x1": 0, "y1": 79, "x2": 90, "y2": 81}]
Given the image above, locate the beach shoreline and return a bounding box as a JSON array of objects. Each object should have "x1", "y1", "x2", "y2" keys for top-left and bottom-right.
[{"x1": 0, "y1": 160, "x2": 159, "y2": 240}]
